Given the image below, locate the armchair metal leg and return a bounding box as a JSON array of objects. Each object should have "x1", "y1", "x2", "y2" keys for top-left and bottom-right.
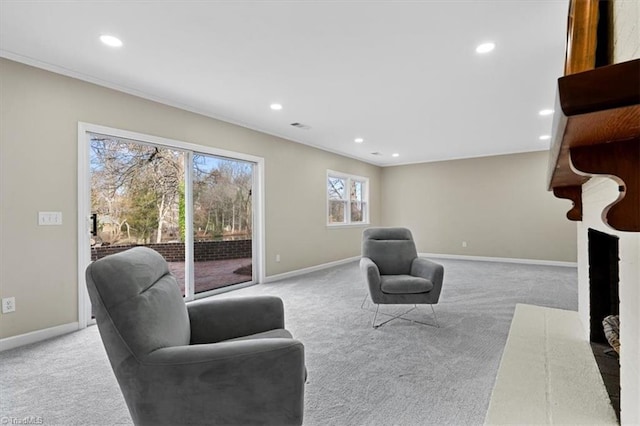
[
  {"x1": 431, "y1": 304, "x2": 440, "y2": 328},
  {"x1": 369, "y1": 304, "x2": 440, "y2": 329},
  {"x1": 406, "y1": 304, "x2": 439, "y2": 328},
  {"x1": 403, "y1": 304, "x2": 439, "y2": 328},
  {"x1": 371, "y1": 305, "x2": 417, "y2": 329},
  {"x1": 372, "y1": 304, "x2": 380, "y2": 328},
  {"x1": 360, "y1": 293, "x2": 369, "y2": 309}
]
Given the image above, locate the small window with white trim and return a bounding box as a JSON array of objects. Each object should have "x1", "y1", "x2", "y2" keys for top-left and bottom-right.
[{"x1": 327, "y1": 170, "x2": 369, "y2": 226}]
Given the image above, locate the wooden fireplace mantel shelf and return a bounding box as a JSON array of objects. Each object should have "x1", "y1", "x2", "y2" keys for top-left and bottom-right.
[{"x1": 547, "y1": 58, "x2": 640, "y2": 232}]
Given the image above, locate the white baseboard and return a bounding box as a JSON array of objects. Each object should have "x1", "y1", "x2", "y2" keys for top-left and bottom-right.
[
  {"x1": 263, "y1": 253, "x2": 576, "y2": 284},
  {"x1": 263, "y1": 256, "x2": 360, "y2": 283},
  {"x1": 0, "y1": 322, "x2": 79, "y2": 352},
  {"x1": 420, "y1": 252, "x2": 577, "y2": 268}
]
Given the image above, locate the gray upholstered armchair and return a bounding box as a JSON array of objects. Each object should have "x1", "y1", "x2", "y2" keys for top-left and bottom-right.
[
  {"x1": 85, "y1": 247, "x2": 305, "y2": 426},
  {"x1": 360, "y1": 227, "x2": 444, "y2": 328}
]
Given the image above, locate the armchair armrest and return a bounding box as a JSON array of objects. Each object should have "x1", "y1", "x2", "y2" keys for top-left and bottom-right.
[
  {"x1": 187, "y1": 296, "x2": 285, "y2": 344},
  {"x1": 361, "y1": 257, "x2": 386, "y2": 303},
  {"x1": 360, "y1": 257, "x2": 380, "y2": 287},
  {"x1": 411, "y1": 257, "x2": 444, "y2": 285}
]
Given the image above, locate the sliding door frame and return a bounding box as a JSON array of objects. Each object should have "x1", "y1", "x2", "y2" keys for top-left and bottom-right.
[{"x1": 77, "y1": 122, "x2": 265, "y2": 328}]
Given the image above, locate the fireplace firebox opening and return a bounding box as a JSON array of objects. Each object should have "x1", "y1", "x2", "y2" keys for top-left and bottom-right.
[
  {"x1": 587, "y1": 227, "x2": 620, "y2": 420},
  {"x1": 588, "y1": 228, "x2": 620, "y2": 343}
]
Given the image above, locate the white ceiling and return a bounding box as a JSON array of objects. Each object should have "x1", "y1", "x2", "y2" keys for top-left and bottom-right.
[{"x1": 0, "y1": 0, "x2": 569, "y2": 166}]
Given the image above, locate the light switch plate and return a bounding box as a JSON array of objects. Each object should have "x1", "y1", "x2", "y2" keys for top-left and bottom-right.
[{"x1": 38, "y1": 211, "x2": 62, "y2": 225}]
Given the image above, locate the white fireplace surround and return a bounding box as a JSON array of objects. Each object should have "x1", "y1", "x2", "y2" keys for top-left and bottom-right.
[{"x1": 577, "y1": 177, "x2": 640, "y2": 424}]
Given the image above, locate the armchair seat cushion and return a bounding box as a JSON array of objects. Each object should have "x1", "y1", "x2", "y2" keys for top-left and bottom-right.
[
  {"x1": 381, "y1": 275, "x2": 433, "y2": 294},
  {"x1": 226, "y1": 328, "x2": 293, "y2": 342}
]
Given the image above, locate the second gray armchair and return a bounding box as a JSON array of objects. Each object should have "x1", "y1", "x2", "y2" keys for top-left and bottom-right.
[{"x1": 360, "y1": 227, "x2": 444, "y2": 328}]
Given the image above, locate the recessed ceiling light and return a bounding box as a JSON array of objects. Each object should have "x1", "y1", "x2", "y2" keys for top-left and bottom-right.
[
  {"x1": 392, "y1": 153, "x2": 400, "y2": 157},
  {"x1": 539, "y1": 109, "x2": 554, "y2": 116},
  {"x1": 539, "y1": 135, "x2": 551, "y2": 140},
  {"x1": 354, "y1": 138, "x2": 364, "y2": 143},
  {"x1": 100, "y1": 35, "x2": 123, "y2": 48},
  {"x1": 270, "y1": 103, "x2": 283, "y2": 111},
  {"x1": 476, "y1": 42, "x2": 495, "y2": 54}
]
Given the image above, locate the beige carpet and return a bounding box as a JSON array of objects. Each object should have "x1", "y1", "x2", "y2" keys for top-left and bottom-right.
[{"x1": 0, "y1": 259, "x2": 578, "y2": 425}]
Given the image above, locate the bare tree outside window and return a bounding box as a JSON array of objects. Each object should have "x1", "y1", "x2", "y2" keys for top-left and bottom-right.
[
  {"x1": 90, "y1": 136, "x2": 184, "y2": 245},
  {"x1": 350, "y1": 180, "x2": 365, "y2": 222},
  {"x1": 328, "y1": 176, "x2": 346, "y2": 223},
  {"x1": 327, "y1": 171, "x2": 368, "y2": 226},
  {"x1": 193, "y1": 154, "x2": 253, "y2": 241}
]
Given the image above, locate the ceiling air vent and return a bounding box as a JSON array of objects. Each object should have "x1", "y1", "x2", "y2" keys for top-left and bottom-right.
[
  {"x1": 370, "y1": 152, "x2": 382, "y2": 156},
  {"x1": 290, "y1": 122, "x2": 311, "y2": 130}
]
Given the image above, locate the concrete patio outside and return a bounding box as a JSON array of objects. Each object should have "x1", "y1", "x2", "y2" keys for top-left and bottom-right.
[{"x1": 168, "y1": 258, "x2": 253, "y2": 294}]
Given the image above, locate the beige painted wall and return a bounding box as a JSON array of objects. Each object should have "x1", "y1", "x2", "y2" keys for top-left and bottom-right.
[
  {"x1": 381, "y1": 151, "x2": 577, "y2": 262},
  {"x1": 0, "y1": 58, "x2": 382, "y2": 338},
  {"x1": 0, "y1": 57, "x2": 579, "y2": 341}
]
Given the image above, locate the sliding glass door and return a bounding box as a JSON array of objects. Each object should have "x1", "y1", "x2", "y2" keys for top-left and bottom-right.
[
  {"x1": 81, "y1": 126, "x2": 259, "y2": 323},
  {"x1": 192, "y1": 153, "x2": 254, "y2": 294}
]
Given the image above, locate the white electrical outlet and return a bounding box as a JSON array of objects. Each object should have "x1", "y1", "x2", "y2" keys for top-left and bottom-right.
[
  {"x1": 2, "y1": 297, "x2": 15, "y2": 313},
  {"x1": 462, "y1": 241, "x2": 467, "y2": 248},
  {"x1": 276, "y1": 254, "x2": 281, "y2": 262}
]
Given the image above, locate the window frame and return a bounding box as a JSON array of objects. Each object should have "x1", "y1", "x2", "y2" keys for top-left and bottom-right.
[{"x1": 326, "y1": 169, "x2": 369, "y2": 227}]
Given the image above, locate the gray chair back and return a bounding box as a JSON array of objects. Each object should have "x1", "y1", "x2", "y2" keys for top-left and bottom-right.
[
  {"x1": 362, "y1": 227, "x2": 418, "y2": 275},
  {"x1": 86, "y1": 247, "x2": 190, "y2": 359}
]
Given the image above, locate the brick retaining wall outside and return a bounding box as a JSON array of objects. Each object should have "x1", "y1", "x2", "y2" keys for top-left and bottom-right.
[{"x1": 91, "y1": 240, "x2": 252, "y2": 262}]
